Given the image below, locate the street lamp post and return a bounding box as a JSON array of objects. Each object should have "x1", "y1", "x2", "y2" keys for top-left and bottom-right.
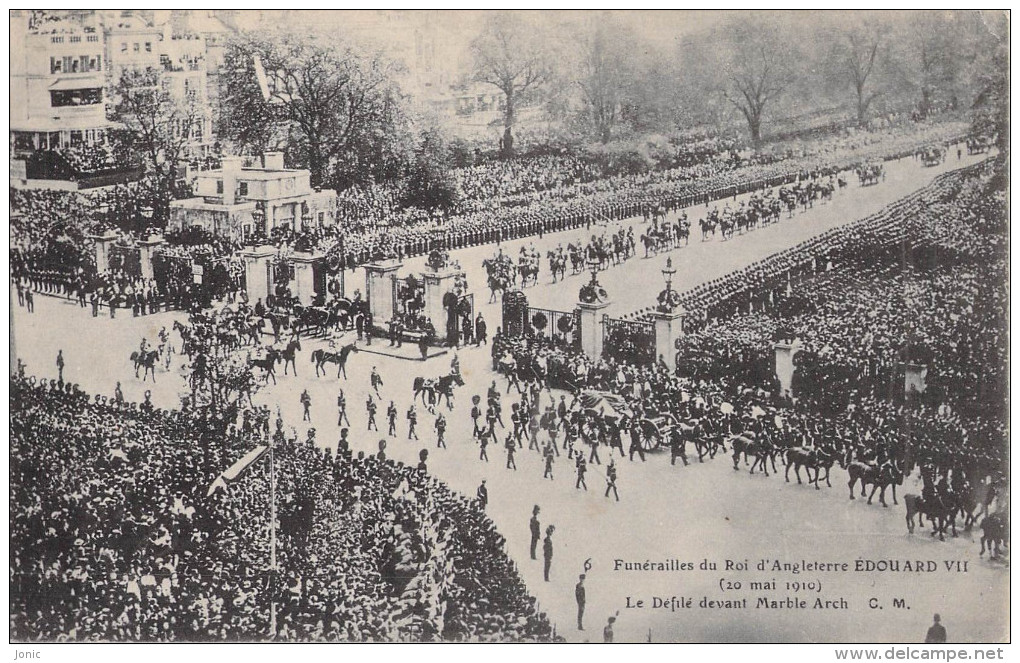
[
  {"x1": 586, "y1": 255, "x2": 601, "y2": 286},
  {"x1": 661, "y1": 257, "x2": 676, "y2": 296},
  {"x1": 252, "y1": 208, "x2": 265, "y2": 244},
  {"x1": 268, "y1": 428, "x2": 278, "y2": 639}
]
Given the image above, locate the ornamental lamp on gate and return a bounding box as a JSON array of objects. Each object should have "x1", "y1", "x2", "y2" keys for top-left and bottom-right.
[
  {"x1": 656, "y1": 257, "x2": 684, "y2": 314},
  {"x1": 579, "y1": 255, "x2": 609, "y2": 305}
]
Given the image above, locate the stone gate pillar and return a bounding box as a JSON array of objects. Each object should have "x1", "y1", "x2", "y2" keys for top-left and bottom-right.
[
  {"x1": 137, "y1": 236, "x2": 165, "y2": 281},
  {"x1": 290, "y1": 252, "x2": 322, "y2": 305},
  {"x1": 90, "y1": 232, "x2": 118, "y2": 275},
  {"x1": 422, "y1": 267, "x2": 462, "y2": 331},
  {"x1": 774, "y1": 339, "x2": 802, "y2": 397},
  {"x1": 363, "y1": 260, "x2": 402, "y2": 327},
  {"x1": 653, "y1": 308, "x2": 685, "y2": 373},
  {"x1": 241, "y1": 245, "x2": 276, "y2": 305},
  {"x1": 577, "y1": 301, "x2": 610, "y2": 360}
]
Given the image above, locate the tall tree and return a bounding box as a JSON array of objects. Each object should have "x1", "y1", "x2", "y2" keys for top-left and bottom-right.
[
  {"x1": 221, "y1": 28, "x2": 404, "y2": 190},
  {"x1": 723, "y1": 32, "x2": 788, "y2": 149},
  {"x1": 900, "y1": 12, "x2": 974, "y2": 116},
  {"x1": 576, "y1": 15, "x2": 627, "y2": 143},
  {"x1": 842, "y1": 26, "x2": 885, "y2": 126},
  {"x1": 107, "y1": 68, "x2": 202, "y2": 224},
  {"x1": 970, "y1": 12, "x2": 1009, "y2": 152},
  {"x1": 470, "y1": 12, "x2": 551, "y2": 157}
]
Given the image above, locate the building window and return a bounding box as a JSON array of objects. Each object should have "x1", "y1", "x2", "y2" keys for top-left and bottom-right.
[
  {"x1": 238, "y1": 182, "x2": 248, "y2": 197},
  {"x1": 145, "y1": 42, "x2": 152, "y2": 53},
  {"x1": 133, "y1": 42, "x2": 140, "y2": 53},
  {"x1": 70, "y1": 35, "x2": 81, "y2": 43},
  {"x1": 50, "y1": 88, "x2": 103, "y2": 107},
  {"x1": 51, "y1": 36, "x2": 64, "y2": 44},
  {"x1": 70, "y1": 130, "x2": 83, "y2": 146},
  {"x1": 87, "y1": 35, "x2": 99, "y2": 42},
  {"x1": 216, "y1": 180, "x2": 224, "y2": 195},
  {"x1": 121, "y1": 42, "x2": 127, "y2": 53},
  {"x1": 50, "y1": 57, "x2": 61, "y2": 73}
]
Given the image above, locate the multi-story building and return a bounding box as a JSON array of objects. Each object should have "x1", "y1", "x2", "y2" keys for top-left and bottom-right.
[
  {"x1": 10, "y1": 10, "x2": 112, "y2": 153},
  {"x1": 168, "y1": 154, "x2": 338, "y2": 242},
  {"x1": 105, "y1": 11, "x2": 216, "y2": 158},
  {"x1": 10, "y1": 9, "x2": 225, "y2": 185}
]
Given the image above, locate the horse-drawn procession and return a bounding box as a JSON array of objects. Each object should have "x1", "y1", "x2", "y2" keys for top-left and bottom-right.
[
  {"x1": 855, "y1": 163, "x2": 885, "y2": 186},
  {"x1": 130, "y1": 279, "x2": 373, "y2": 392},
  {"x1": 966, "y1": 135, "x2": 993, "y2": 155},
  {"x1": 920, "y1": 145, "x2": 947, "y2": 167}
]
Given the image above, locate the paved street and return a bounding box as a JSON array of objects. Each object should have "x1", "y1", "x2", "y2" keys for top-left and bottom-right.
[
  {"x1": 389, "y1": 148, "x2": 989, "y2": 320},
  {"x1": 11, "y1": 148, "x2": 1006, "y2": 643}
]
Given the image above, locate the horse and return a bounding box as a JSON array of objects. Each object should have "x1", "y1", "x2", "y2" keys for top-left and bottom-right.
[
  {"x1": 904, "y1": 492, "x2": 957, "y2": 541},
  {"x1": 950, "y1": 479, "x2": 997, "y2": 530},
  {"x1": 311, "y1": 343, "x2": 359, "y2": 379},
  {"x1": 281, "y1": 337, "x2": 302, "y2": 376},
  {"x1": 483, "y1": 257, "x2": 514, "y2": 302},
  {"x1": 265, "y1": 311, "x2": 289, "y2": 343},
  {"x1": 640, "y1": 232, "x2": 659, "y2": 257},
  {"x1": 293, "y1": 305, "x2": 337, "y2": 338},
  {"x1": 980, "y1": 512, "x2": 1008, "y2": 558},
  {"x1": 693, "y1": 425, "x2": 726, "y2": 462},
  {"x1": 243, "y1": 319, "x2": 262, "y2": 346},
  {"x1": 904, "y1": 492, "x2": 952, "y2": 538},
  {"x1": 568, "y1": 245, "x2": 585, "y2": 274},
  {"x1": 130, "y1": 349, "x2": 160, "y2": 383},
  {"x1": 719, "y1": 216, "x2": 735, "y2": 241},
  {"x1": 903, "y1": 493, "x2": 925, "y2": 534},
  {"x1": 677, "y1": 222, "x2": 691, "y2": 246},
  {"x1": 518, "y1": 261, "x2": 539, "y2": 288},
  {"x1": 173, "y1": 320, "x2": 195, "y2": 358},
  {"x1": 729, "y1": 433, "x2": 775, "y2": 477},
  {"x1": 249, "y1": 348, "x2": 280, "y2": 385},
  {"x1": 699, "y1": 216, "x2": 716, "y2": 241},
  {"x1": 413, "y1": 371, "x2": 465, "y2": 411},
  {"x1": 847, "y1": 460, "x2": 903, "y2": 507},
  {"x1": 784, "y1": 446, "x2": 837, "y2": 489},
  {"x1": 546, "y1": 251, "x2": 567, "y2": 282}
]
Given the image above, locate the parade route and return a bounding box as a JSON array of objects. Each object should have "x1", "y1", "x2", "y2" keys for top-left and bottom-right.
[
  {"x1": 388, "y1": 147, "x2": 990, "y2": 321},
  {"x1": 10, "y1": 148, "x2": 1006, "y2": 643}
]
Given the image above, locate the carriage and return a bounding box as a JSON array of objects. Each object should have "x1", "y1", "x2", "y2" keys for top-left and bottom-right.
[
  {"x1": 856, "y1": 164, "x2": 884, "y2": 187},
  {"x1": 921, "y1": 147, "x2": 945, "y2": 167},
  {"x1": 578, "y1": 390, "x2": 675, "y2": 451},
  {"x1": 966, "y1": 136, "x2": 991, "y2": 155}
]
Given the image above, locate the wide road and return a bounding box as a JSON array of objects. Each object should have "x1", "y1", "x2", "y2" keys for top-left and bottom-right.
[
  {"x1": 11, "y1": 149, "x2": 1006, "y2": 643},
  {"x1": 383, "y1": 147, "x2": 991, "y2": 320}
]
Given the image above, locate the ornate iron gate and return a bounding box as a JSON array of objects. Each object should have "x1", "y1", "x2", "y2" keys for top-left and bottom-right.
[
  {"x1": 602, "y1": 315, "x2": 656, "y2": 365},
  {"x1": 527, "y1": 306, "x2": 580, "y2": 350},
  {"x1": 391, "y1": 275, "x2": 424, "y2": 321},
  {"x1": 108, "y1": 244, "x2": 141, "y2": 278}
]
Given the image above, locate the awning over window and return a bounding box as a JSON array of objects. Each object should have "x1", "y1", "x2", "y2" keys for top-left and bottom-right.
[
  {"x1": 10, "y1": 117, "x2": 118, "y2": 133},
  {"x1": 48, "y1": 77, "x2": 103, "y2": 91}
]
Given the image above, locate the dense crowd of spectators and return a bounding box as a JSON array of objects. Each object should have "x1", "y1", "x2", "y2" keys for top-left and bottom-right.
[
  {"x1": 21, "y1": 144, "x2": 122, "y2": 175},
  {"x1": 11, "y1": 376, "x2": 558, "y2": 642},
  {"x1": 11, "y1": 119, "x2": 968, "y2": 293},
  {"x1": 671, "y1": 158, "x2": 1006, "y2": 414},
  {"x1": 490, "y1": 157, "x2": 1006, "y2": 497},
  {"x1": 318, "y1": 120, "x2": 969, "y2": 269}
]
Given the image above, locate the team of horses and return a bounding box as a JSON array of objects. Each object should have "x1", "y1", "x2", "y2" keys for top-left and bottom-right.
[
  {"x1": 484, "y1": 228, "x2": 637, "y2": 302},
  {"x1": 412, "y1": 370, "x2": 466, "y2": 411},
  {"x1": 856, "y1": 163, "x2": 885, "y2": 186},
  {"x1": 721, "y1": 427, "x2": 1008, "y2": 555}
]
